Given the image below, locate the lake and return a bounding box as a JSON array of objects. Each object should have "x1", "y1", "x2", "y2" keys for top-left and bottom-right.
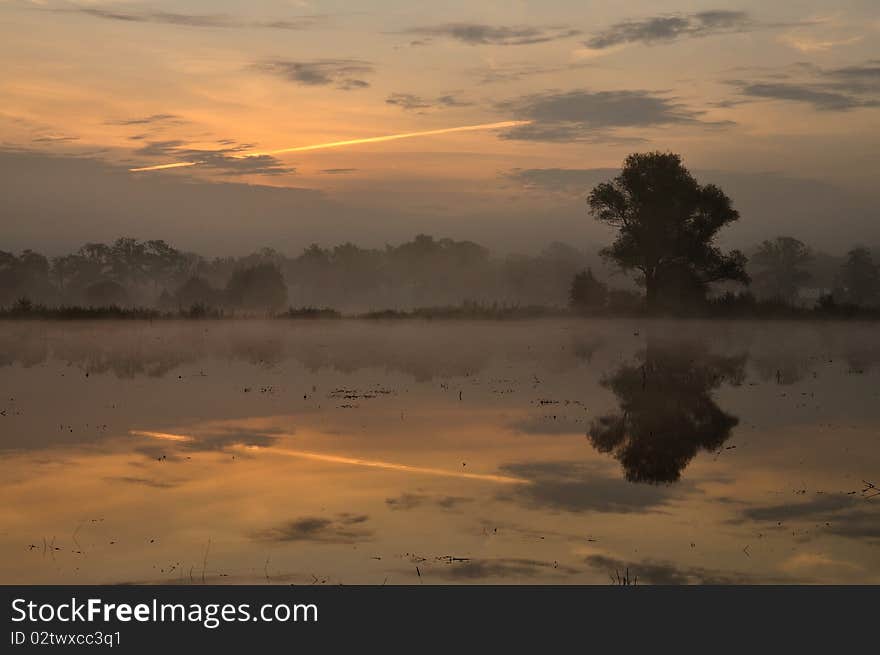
[{"x1": 1, "y1": 319, "x2": 878, "y2": 584}]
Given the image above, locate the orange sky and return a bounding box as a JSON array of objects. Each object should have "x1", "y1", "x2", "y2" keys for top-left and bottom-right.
[{"x1": 1, "y1": 1, "x2": 878, "y2": 252}]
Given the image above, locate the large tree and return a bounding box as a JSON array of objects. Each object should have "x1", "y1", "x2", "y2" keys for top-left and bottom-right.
[
  {"x1": 588, "y1": 152, "x2": 748, "y2": 310},
  {"x1": 589, "y1": 339, "x2": 745, "y2": 483}
]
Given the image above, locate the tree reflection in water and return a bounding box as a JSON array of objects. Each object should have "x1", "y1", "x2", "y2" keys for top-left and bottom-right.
[{"x1": 589, "y1": 340, "x2": 746, "y2": 484}]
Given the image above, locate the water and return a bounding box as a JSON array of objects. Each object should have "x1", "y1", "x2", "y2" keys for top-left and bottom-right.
[{"x1": 1, "y1": 319, "x2": 878, "y2": 584}]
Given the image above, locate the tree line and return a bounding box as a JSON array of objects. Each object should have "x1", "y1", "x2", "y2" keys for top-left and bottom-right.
[
  {"x1": 0, "y1": 235, "x2": 599, "y2": 313},
  {"x1": 2, "y1": 152, "x2": 878, "y2": 316}
]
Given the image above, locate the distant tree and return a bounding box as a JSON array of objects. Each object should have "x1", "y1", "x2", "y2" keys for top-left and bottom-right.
[
  {"x1": 84, "y1": 279, "x2": 129, "y2": 306},
  {"x1": 143, "y1": 239, "x2": 185, "y2": 290},
  {"x1": 750, "y1": 236, "x2": 813, "y2": 303},
  {"x1": 569, "y1": 269, "x2": 608, "y2": 312},
  {"x1": 588, "y1": 152, "x2": 748, "y2": 311},
  {"x1": 225, "y1": 264, "x2": 287, "y2": 312},
  {"x1": 0, "y1": 249, "x2": 54, "y2": 305},
  {"x1": 837, "y1": 246, "x2": 880, "y2": 306},
  {"x1": 174, "y1": 276, "x2": 218, "y2": 308},
  {"x1": 109, "y1": 237, "x2": 148, "y2": 287}
]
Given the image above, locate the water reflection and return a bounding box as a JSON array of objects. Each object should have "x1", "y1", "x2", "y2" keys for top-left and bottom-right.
[
  {"x1": 589, "y1": 339, "x2": 745, "y2": 483},
  {"x1": 1, "y1": 319, "x2": 879, "y2": 585}
]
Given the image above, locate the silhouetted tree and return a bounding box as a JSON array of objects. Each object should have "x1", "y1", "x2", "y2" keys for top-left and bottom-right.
[
  {"x1": 84, "y1": 279, "x2": 129, "y2": 306},
  {"x1": 588, "y1": 152, "x2": 748, "y2": 311},
  {"x1": 589, "y1": 340, "x2": 745, "y2": 483},
  {"x1": 836, "y1": 246, "x2": 880, "y2": 306},
  {"x1": 569, "y1": 269, "x2": 608, "y2": 312},
  {"x1": 174, "y1": 276, "x2": 218, "y2": 308},
  {"x1": 225, "y1": 264, "x2": 287, "y2": 311},
  {"x1": 0, "y1": 249, "x2": 54, "y2": 305},
  {"x1": 750, "y1": 236, "x2": 813, "y2": 303}
]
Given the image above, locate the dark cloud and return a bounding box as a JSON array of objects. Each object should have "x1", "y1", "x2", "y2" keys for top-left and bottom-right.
[
  {"x1": 385, "y1": 492, "x2": 473, "y2": 511},
  {"x1": 732, "y1": 82, "x2": 878, "y2": 111},
  {"x1": 739, "y1": 494, "x2": 880, "y2": 541},
  {"x1": 585, "y1": 11, "x2": 754, "y2": 49},
  {"x1": 385, "y1": 93, "x2": 473, "y2": 111},
  {"x1": 725, "y1": 60, "x2": 880, "y2": 111},
  {"x1": 253, "y1": 59, "x2": 373, "y2": 90},
  {"x1": 439, "y1": 557, "x2": 579, "y2": 580},
  {"x1": 61, "y1": 6, "x2": 323, "y2": 31},
  {"x1": 497, "y1": 461, "x2": 688, "y2": 514},
  {"x1": 825, "y1": 63, "x2": 880, "y2": 93},
  {"x1": 132, "y1": 140, "x2": 294, "y2": 176},
  {"x1": 498, "y1": 89, "x2": 720, "y2": 142},
  {"x1": 253, "y1": 513, "x2": 372, "y2": 544},
  {"x1": 437, "y1": 95, "x2": 473, "y2": 108},
  {"x1": 385, "y1": 93, "x2": 432, "y2": 111},
  {"x1": 507, "y1": 414, "x2": 587, "y2": 435},
  {"x1": 401, "y1": 23, "x2": 581, "y2": 46},
  {"x1": 31, "y1": 135, "x2": 79, "y2": 143},
  {"x1": 182, "y1": 428, "x2": 283, "y2": 452},
  {"x1": 584, "y1": 554, "x2": 790, "y2": 584},
  {"x1": 106, "y1": 114, "x2": 180, "y2": 126},
  {"x1": 319, "y1": 168, "x2": 358, "y2": 175}
]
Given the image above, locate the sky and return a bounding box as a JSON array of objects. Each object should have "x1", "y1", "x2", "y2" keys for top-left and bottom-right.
[{"x1": 1, "y1": 0, "x2": 878, "y2": 255}]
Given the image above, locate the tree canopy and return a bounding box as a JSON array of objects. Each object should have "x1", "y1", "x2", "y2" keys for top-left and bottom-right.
[
  {"x1": 588, "y1": 152, "x2": 748, "y2": 310},
  {"x1": 750, "y1": 236, "x2": 813, "y2": 303}
]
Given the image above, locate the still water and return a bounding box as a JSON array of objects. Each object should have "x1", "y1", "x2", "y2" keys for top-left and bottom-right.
[{"x1": 1, "y1": 319, "x2": 878, "y2": 584}]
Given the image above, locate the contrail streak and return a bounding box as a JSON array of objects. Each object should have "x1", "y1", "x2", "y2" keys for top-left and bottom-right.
[
  {"x1": 128, "y1": 120, "x2": 530, "y2": 172},
  {"x1": 238, "y1": 445, "x2": 529, "y2": 485},
  {"x1": 129, "y1": 162, "x2": 198, "y2": 172},
  {"x1": 130, "y1": 430, "x2": 193, "y2": 442},
  {"x1": 129, "y1": 429, "x2": 526, "y2": 484}
]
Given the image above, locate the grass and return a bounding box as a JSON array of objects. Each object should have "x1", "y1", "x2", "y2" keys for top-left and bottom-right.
[
  {"x1": 279, "y1": 306, "x2": 341, "y2": 319},
  {"x1": 359, "y1": 302, "x2": 568, "y2": 320},
  {"x1": 2, "y1": 297, "x2": 879, "y2": 321}
]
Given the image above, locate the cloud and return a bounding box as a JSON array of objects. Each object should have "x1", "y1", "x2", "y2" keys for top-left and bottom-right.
[
  {"x1": 132, "y1": 140, "x2": 294, "y2": 176},
  {"x1": 779, "y1": 33, "x2": 863, "y2": 53},
  {"x1": 385, "y1": 93, "x2": 432, "y2": 111},
  {"x1": 319, "y1": 168, "x2": 358, "y2": 175},
  {"x1": 497, "y1": 89, "x2": 720, "y2": 142},
  {"x1": 182, "y1": 428, "x2": 283, "y2": 451},
  {"x1": 585, "y1": 11, "x2": 754, "y2": 49},
  {"x1": 507, "y1": 414, "x2": 587, "y2": 435},
  {"x1": 31, "y1": 134, "x2": 79, "y2": 143},
  {"x1": 253, "y1": 59, "x2": 373, "y2": 90},
  {"x1": 725, "y1": 60, "x2": 880, "y2": 111},
  {"x1": 56, "y1": 5, "x2": 323, "y2": 31},
  {"x1": 437, "y1": 95, "x2": 473, "y2": 108},
  {"x1": 105, "y1": 114, "x2": 181, "y2": 126},
  {"x1": 253, "y1": 513, "x2": 372, "y2": 544},
  {"x1": 497, "y1": 461, "x2": 688, "y2": 514},
  {"x1": 385, "y1": 93, "x2": 473, "y2": 111},
  {"x1": 733, "y1": 81, "x2": 878, "y2": 111},
  {"x1": 385, "y1": 492, "x2": 473, "y2": 511},
  {"x1": 738, "y1": 494, "x2": 880, "y2": 541},
  {"x1": 401, "y1": 23, "x2": 581, "y2": 46},
  {"x1": 584, "y1": 554, "x2": 792, "y2": 584},
  {"x1": 825, "y1": 62, "x2": 880, "y2": 94},
  {"x1": 438, "y1": 557, "x2": 579, "y2": 580}
]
